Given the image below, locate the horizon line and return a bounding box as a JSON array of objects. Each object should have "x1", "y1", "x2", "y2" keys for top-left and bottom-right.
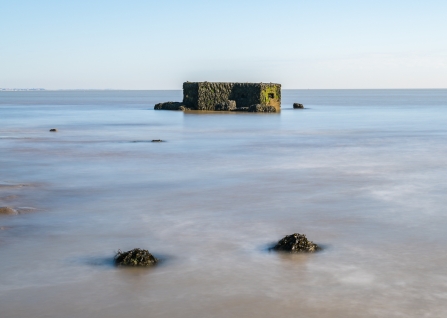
[{"x1": 1, "y1": 88, "x2": 447, "y2": 91}]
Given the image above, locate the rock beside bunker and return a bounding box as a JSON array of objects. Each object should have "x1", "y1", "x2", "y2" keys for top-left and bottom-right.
[
  {"x1": 293, "y1": 103, "x2": 304, "y2": 109},
  {"x1": 273, "y1": 233, "x2": 320, "y2": 253},
  {"x1": 114, "y1": 248, "x2": 158, "y2": 267},
  {"x1": 154, "y1": 102, "x2": 190, "y2": 111}
]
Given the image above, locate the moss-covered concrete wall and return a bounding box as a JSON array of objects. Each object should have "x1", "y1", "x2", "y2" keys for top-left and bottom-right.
[
  {"x1": 259, "y1": 83, "x2": 281, "y2": 111},
  {"x1": 182, "y1": 82, "x2": 281, "y2": 111}
]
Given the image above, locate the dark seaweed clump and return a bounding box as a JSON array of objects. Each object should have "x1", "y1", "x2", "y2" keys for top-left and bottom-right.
[
  {"x1": 114, "y1": 248, "x2": 158, "y2": 267},
  {"x1": 273, "y1": 233, "x2": 320, "y2": 253}
]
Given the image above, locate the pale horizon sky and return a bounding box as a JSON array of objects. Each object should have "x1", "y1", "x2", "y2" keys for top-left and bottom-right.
[{"x1": 1, "y1": 0, "x2": 446, "y2": 89}]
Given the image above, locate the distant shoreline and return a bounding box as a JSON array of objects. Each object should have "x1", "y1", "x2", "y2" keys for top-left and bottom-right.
[{"x1": 0, "y1": 88, "x2": 46, "y2": 91}]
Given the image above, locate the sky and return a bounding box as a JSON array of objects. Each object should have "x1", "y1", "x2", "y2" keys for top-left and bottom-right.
[{"x1": 1, "y1": 0, "x2": 446, "y2": 89}]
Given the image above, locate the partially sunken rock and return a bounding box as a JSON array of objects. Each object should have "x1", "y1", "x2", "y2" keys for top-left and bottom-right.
[
  {"x1": 293, "y1": 103, "x2": 304, "y2": 109},
  {"x1": 248, "y1": 104, "x2": 277, "y2": 113},
  {"x1": 154, "y1": 102, "x2": 190, "y2": 111},
  {"x1": 0, "y1": 206, "x2": 18, "y2": 215},
  {"x1": 114, "y1": 248, "x2": 158, "y2": 267},
  {"x1": 273, "y1": 233, "x2": 320, "y2": 253},
  {"x1": 49, "y1": 128, "x2": 58, "y2": 132}
]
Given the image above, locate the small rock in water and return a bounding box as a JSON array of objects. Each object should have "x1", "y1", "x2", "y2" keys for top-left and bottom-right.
[
  {"x1": 293, "y1": 103, "x2": 304, "y2": 109},
  {"x1": 114, "y1": 248, "x2": 158, "y2": 267},
  {"x1": 0, "y1": 206, "x2": 18, "y2": 215},
  {"x1": 273, "y1": 233, "x2": 320, "y2": 253},
  {"x1": 49, "y1": 128, "x2": 58, "y2": 132},
  {"x1": 151, "y1": 139, "x2": 163, "y2": 142}
]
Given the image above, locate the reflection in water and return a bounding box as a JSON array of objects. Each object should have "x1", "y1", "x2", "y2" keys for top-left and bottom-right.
[{"x1": 0, "y1": 90, "x2": 447, "y2": 317}]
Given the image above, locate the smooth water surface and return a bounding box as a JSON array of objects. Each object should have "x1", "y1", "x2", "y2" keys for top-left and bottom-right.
[{"x1": 1, "y1": 90, "x2": 447, "y2": 318}]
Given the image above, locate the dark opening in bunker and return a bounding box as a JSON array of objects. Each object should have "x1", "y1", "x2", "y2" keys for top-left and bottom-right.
[{"x1": 268, "y1": 93, "x2": 274, "y2": 99}]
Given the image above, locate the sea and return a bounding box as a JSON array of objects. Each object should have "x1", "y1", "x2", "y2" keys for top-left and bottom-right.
[{"x1": 0, "y1": 89, "x2": 446, "y2": 318}]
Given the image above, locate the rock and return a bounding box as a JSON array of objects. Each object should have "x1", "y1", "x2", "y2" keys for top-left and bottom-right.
[
  {"x1": 248, "y1": 104, "x2": 277, "y2": 113},
  {"x1": 293, "y1": 103, "x2": 304, "y2": 109},
  {"x1": 215, "y1": 100, "x2": 236, "y2": 111},
  {"x1": 154, "y1": 102, "x2": 190, "y2": 111},
  {"x1": 0, "y1": 207, "x2": 18, "y2": 215},
  {"x1": 114, "y1": 248, "x2": 158, "y2": 267},
  {"x1": 273, "y1": 233, "x2": 320, "y2": 253},
  {"x1": 151, "y1": 139, "x2": 163, "y2": 142},
  {"x1": 49, "y1": 128, "x2": 58, "y2": 132}
]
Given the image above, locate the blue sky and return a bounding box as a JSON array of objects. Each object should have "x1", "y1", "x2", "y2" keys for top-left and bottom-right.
[{"x1": 1, "y1": 0, "x2": 446, "y2": 89}]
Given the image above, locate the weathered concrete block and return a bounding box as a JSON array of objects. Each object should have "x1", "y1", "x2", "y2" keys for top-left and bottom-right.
[
  {"x1": 155, "y1": 82, "x2": 281, "y2": 112},
  {"x1": 183, "y1": 82, "x2": 281, "y2": 111},
  {"x1": 248, "y1": 104, "x2": 277, "y2": 112},
  {"x1": 214, "y1": 100, "x2": 236, "y2": 111}
]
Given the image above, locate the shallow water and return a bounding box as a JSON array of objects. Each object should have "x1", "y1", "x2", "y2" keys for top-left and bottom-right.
[{"x1": 1, "y1": 89, "x2": 447, "y2": 318}]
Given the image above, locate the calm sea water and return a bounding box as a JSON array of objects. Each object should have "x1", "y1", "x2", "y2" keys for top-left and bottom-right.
[{"x1": 1, "y1": 90, "x2": 447, "y2": 318}]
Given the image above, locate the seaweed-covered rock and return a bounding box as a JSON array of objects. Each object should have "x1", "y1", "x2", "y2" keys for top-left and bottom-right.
[
  {"x1": 248, "y1": 104, "x2": 277, "y2": 113},
  {"x1": 0, "y1": 206, "x2": 18, "y2": 215},
  {"x1": 215, "y1": 100, "x2": 236, "y2": 111},
  {"x1": 114, "y1": 248, "x2": 158, "y2": 266},
  {"x1": 293, "y1": 103, "x2": 304, "y2": 109},
  {"x1": 154, "y1": 102, "x2": 190, "y2": 111},
  {"x1": 273, "y1": 233, "x2": 320, "y2": 253}
]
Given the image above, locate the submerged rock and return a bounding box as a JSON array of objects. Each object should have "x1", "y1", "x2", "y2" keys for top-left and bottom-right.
[
  {"x1": 114, "y1": 248, "x2": 158, "y2": 267},
  {"x1": 49, "y1": 128, "x2": 58, "y2": 132},
  {"x1": 273, "y1": 233, "x2": 320, "y2": 253},
  {"x1": 293, "y1": 103, "x2": 304, "y2": 109},
  {"x1": 154, "y1": 102, "x2": 190, "y2": 111},
  {"x1": 0, "y1": 206, "x2": 18, "y2": 215},
  {"x1": 248, "y1": 104, "x2": 277, "y2": 113},
  {"x1": 151, "y1": 139, "x2": 163, "y2": 142},
  {"x1": 215, "y1": 100, "x2": 236, "y2": 111}
]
